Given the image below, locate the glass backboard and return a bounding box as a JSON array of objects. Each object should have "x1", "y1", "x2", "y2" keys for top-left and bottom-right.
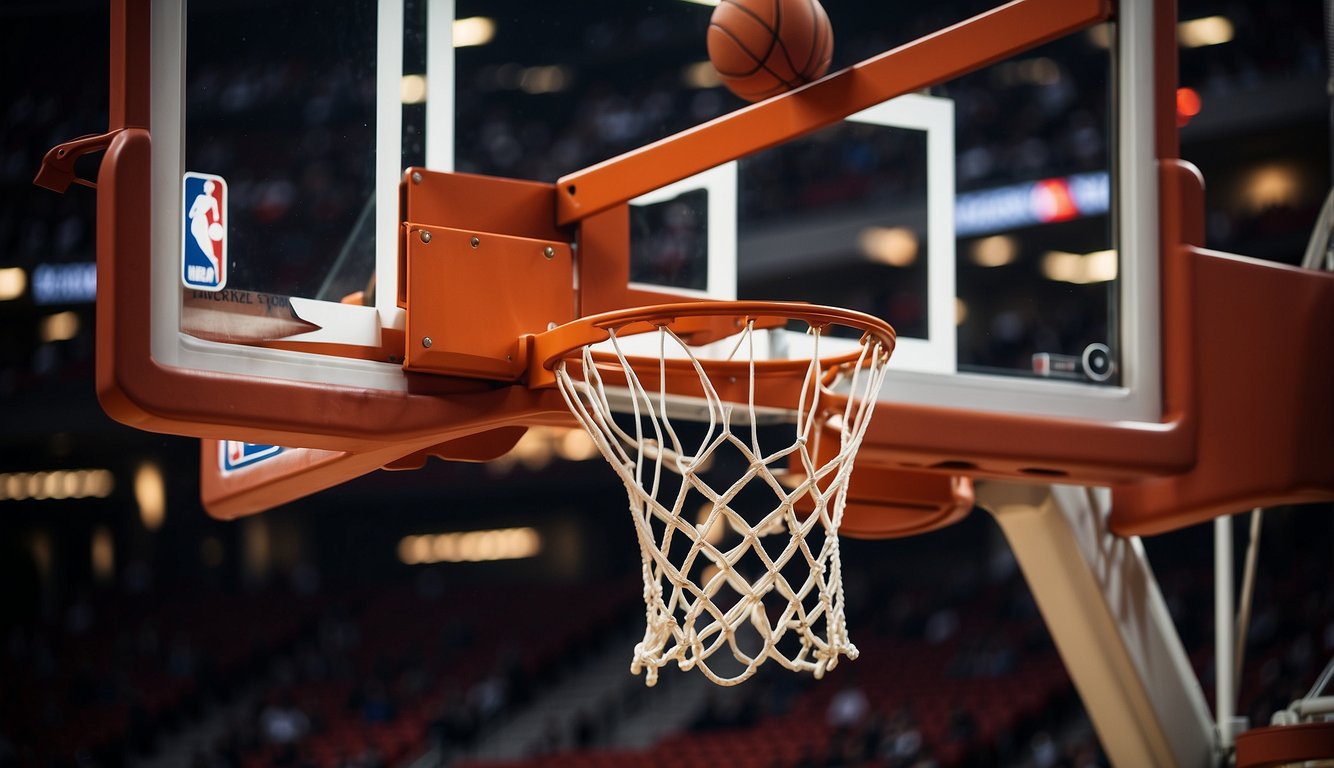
[{"x1": 136, "y1": 0, "x2": 1161, "y2": 445}]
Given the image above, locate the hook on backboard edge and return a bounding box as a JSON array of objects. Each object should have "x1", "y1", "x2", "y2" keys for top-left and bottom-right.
[{"x1": 33, "y1": 130, "x2": 124, "y2": 193}]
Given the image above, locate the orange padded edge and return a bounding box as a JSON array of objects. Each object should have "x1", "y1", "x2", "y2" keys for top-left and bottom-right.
[
  {"x1": 1107, "y1": 0, "x2": 1334, "y2": 533},
  {"x1": 1109, "y1": 250, "x2": 1334, "y2": 533},
  {"x1": 1235, "y1": 722, "x2": 1334, "y2": 768}
]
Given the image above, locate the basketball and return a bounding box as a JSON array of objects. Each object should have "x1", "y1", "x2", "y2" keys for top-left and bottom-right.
[
  {"x1": 208, "y1": 222, "x2": 223, "y2": 241},
  {"x1": 707, "y1": 0, "x2": 834, "y2": 103}
]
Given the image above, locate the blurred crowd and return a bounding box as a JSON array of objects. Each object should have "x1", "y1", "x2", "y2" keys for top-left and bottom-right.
[{"x1": 1, "y1": 2, "x2": 1331, "y2": 767}]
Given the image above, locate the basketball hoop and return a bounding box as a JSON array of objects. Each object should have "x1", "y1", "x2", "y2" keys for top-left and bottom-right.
[{"x1": 533, "y1": 301, "x2": 895, "y2": 686}]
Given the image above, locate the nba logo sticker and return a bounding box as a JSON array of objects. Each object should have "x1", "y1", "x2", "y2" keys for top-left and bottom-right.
[
  {"x1": 182, "y1": 172, "x2": 228, "y2": 290},
  {"x1": 220, "y1": 441, "x2": 283, "y2": 473}
]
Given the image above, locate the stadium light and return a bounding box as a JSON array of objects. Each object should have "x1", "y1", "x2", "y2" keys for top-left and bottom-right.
[
  {"x1": 0, "y1": 267, "x2": 25, "y2": 301},
  {"x1": 40, "y1": 311, "x2": 79, "y2": 342},
  {"x1": 1041, "y1": 249, "x2": 1117, "y2": 284},
  {"x1": 400, "y1": 74, "x2": 427, "y2": 104},
  {"x1": 970, "y1": 235, "x2": 1018, "y2": 267},
  {"x1": 454, "y1": 17, "x2": 495, "y2": 47},
  {"x1": 859, "y1": 227, "x2": 919, "y2": 267},
  {"x1": 399, "y1": 527, "x2": 543, "y2": 564},
  {"x1": 135, "y1": 462, "x2": 166, "y2": 530},
  {"x1": 0, "y1": 469, "x2": 114, "y2": 501},
  {"x1": 1178, "y1": 16, "x2": 1233, "y2": 48}
]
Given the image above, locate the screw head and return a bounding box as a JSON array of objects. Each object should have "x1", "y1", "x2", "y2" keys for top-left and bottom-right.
[
  {"x1": 421, "y1": 336, "x2": 433, "y2": 348},
  {"x1": 543, "y1": 246, "x2": 555, "y2": 259},
  {"x1": 419, "y1": 230, "x2": 432, "y2": 243},
  {"x1": 470, "y1": 236, "x2": 480, "y2": 248},
  {"x1": 411, "y1": 171, "x2": 422, "y2": 184}
]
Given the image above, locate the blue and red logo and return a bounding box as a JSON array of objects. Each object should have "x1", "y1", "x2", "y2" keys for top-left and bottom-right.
[
  {"x1": 219, "y1": 441, "x2": 283, "y2": 473},
  {"x1": 182, "y1": 172, "x2": 228, "y2": 291}
]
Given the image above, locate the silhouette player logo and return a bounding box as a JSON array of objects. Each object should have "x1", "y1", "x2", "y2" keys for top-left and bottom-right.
[{"x1": 182, "y1": 172, "x2": 228, "y2": 290}]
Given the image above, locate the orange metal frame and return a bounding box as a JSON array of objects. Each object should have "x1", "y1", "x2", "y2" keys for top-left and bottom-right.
[
  {"x1": 56, "y1": 0, "x2": 1334, "y2": 531},
  {"x1": 554, "y1": 0, "x2": 1112, "y2": 224}
]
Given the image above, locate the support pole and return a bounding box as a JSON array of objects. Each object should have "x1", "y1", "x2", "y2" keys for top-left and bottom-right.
[
  {"x1": 984, "y1": 483, "x2": 1216, "y2": 767},
  {"x1": 1215, "y1": 516, "x2": 1235, "y2": 749}
]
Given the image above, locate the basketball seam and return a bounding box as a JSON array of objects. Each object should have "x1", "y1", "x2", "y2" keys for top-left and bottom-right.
[
  {"x1": 811, "y1": 10, "x2": 830, "y2": 76},
  {"x1": 736, "y1": 62, "x2": 797, "y2": 98},
  {"x1": 721, "y1": 0, "x2": 783, "y2": 80},
  {"x1": 709, "y1": 23, "x2": 768, "y2": 78},
  {"x1": 767, "y1": 0, "x2": 807, "y2": 84},
  {"x1": 798, "y1": 0, "x2": 819, "y2": 78},
  {"x1": 757, "y1": 59, "x2": 800, "y2": 91}
]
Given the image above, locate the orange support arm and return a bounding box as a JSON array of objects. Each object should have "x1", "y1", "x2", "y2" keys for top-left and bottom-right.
[{"x1": 554, "y1": 0, "x2": 1111, "y2": 225}]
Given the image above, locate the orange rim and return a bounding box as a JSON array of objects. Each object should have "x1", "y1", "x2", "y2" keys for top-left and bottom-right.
[{"x1": 534, "y1": 300, "x2": 896, "y2": 376}]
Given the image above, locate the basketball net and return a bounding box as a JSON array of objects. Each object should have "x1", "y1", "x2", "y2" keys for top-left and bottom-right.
[{"x1": 554, "y1": 319, "x2": 891, "y2": 686}]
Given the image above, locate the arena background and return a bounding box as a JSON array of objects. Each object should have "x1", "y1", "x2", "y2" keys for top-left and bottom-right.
[{"x1": 1, "y1": 1, "x2": 1332, "y2": 767}]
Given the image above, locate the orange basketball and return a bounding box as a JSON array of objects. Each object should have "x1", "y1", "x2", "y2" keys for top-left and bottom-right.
[{"x1": 707, "y1": 0, "x2": 834, "y2": 103}]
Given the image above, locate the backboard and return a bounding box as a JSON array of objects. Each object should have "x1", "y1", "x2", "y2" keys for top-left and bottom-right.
[
  {"x1": 71, "y1": 0, "x2": 1334, "y2": 531},
  {"x1": 117, "y1": 0, "x2": 1151, "y2": 425}
]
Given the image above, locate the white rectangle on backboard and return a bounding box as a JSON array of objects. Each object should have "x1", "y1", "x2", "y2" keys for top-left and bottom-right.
[
  {"x1": 847, "y1": 93, "x2": 955, "y2": 376},
  {"x1": 629, "y1": 162, "x2": 738, "y2": 301}
]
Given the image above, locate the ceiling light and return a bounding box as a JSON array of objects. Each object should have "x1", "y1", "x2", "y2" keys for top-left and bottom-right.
[
  {"x1": 0, "y1": 267, "x2": 25, "y2": 301},
  {"x1": 0, "y1": 469, "x2": 114, "y2": 501},
  {"x1": 1041, "y1": 249, "x2": 1118, "y2": 284},
  {"x1": 556, "y1": 429, "x2": 599, "y2": 461},
  {"x1": 1083, "y1": 250, "x2": 1117, "y2": 282},
  {"x1": 454, "y1": 17, "x2": 496, "y2": 48},
  {"x1": 970, "y1": 235, "x2": 1018, "y2": 267},
  {"x1": 399, "y1": 527, "x2": 543, "y2": 564},
  {"x1": 508, "y1": 427, "x2": 554, "y2": 470},
  {"x1": 1178, "y1": 16, "x2": 1233, "y2": 48},
  {"x1": 1243, "y1": 165, "x2": 1302, "y2": 213},
  {"x1": 400, "y1": 74, "x2": 426, "y2": 104},
  {"x1": 135, "y1": 462, "x2": 166, "y2": 531},
  {"x1": 859, "y1": 226, "x2": 919, "y2": 267},
  {"x1": 40, "y1": 311, "x2": 79, "y2": 342}
]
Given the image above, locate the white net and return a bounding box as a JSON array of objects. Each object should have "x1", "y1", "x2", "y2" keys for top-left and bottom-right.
[{"x1": 553, "y1": 318, "x2": 892, "y2": 686}]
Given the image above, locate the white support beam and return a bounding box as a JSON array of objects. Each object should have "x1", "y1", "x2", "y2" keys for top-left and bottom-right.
[
  {"x1": 1215, "y1": 516, "x2": 1236, "y2": 749},
  {"x1": 981, "y1": 483, "x2": 1217, "y2": 768}
]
